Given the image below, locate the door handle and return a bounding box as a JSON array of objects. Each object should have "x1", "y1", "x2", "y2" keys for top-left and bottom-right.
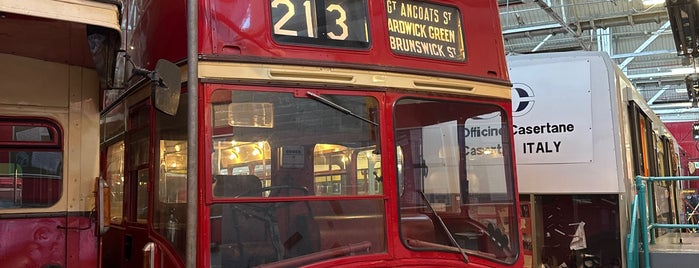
[{"x1": 143, "y1": 242, "x2": 156, "y2": 268}]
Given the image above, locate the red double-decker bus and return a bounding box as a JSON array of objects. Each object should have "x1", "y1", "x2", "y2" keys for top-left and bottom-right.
[{"x1": 97, "y1": 0, "x2": 522, "y2": 267}]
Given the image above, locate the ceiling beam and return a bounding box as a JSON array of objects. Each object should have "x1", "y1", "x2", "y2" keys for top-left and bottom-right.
[
  {"x1": 502, "y1": 23, "x2": 561, "y2": 35},
  {"x1": 532, "y1": 34, "x2": 554, "y2": 52},
  {"x1": 654, "y1": 107, "x2": 697, "y2": 115},
  {"x1": 597, "y1": 28, "x2": 612, "y2": 54},
  {"x1": 627, "y1": 71, "x2": 686, "y2": 80},
  {"x1": 502, "y1": 11, "x2": 668, "y2": 40},
  {"x1": 647, "y1": 87, "x2": 668, "y2": 105},
  {"x1": 609, "y1": 50, "x2": 676, "y2": 59},
  {"x1": 651, "y1": 102, "x2": 696, "y2": 109},
  {"x1": 619, "y1": 21, "x2": 672, "y2": 69},
  {"x1": 653, "y1": 105, "x2": 699, "y2": 122},
  {"x1": 658, "y1": 112, "x2": 699, "y2": 122},
  {"x1": 498, "y1": 0, "x2": 524, "y2": 6},
  {"x1": 532, "y1": 0, "x2": 588, "y2": 49}
]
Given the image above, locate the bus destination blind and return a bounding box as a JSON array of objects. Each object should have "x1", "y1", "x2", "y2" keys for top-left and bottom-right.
[
  {"x1": 271, "y1": 0, "x2": 370, "y2": 48},
  {"x1": 386, "y1": 0, "x2": 465, "y2": 62}
]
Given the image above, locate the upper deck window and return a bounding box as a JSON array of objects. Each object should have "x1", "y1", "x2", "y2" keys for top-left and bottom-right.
[
  {"x1": 386, "y1": 0, "x2": 465, "y2": 62},
  {"x1": 271, "y1": 0, "x2": 370, "y2": 48},
  {"x1": 0, "y1": 124, "x2": 58, "y2": 145}
]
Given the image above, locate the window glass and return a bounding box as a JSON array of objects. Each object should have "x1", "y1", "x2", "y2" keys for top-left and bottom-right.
[
  {"x1": 0, "y1": 126, "x2": 53, "y2": 142},
  {"x1": 127, "y1": 104, "x2": 150, "y2": 224},
  {"x1": 394, "y1": 98, "x2": 517, "y2": 263},
  {"x1": 159, "y1": 140, "x2": 187, "y2": 203},
  {"x1": 128, "y1": 130, "x2": 150, "y2": 168},
  {"x1": 313, "y1": 145, "x2": 383, "y2": 195},
  {"x1": 208, "y1": 89, "x2": 385, "y2": 267},
  {"x1": 213, "y1": 140, "x2": 272, "y2": 192},
  {"x1": 209, "y1": 199, "x2": 384, "y2": 267},
  {"x1": 654, "y1": 136, "x2": 671, "y2": 231},
  {"x1": 102, "y1": 102, "x2": 125, "y2": 142},
  {"x1": 106, "y1": 141, "x2": 125, "y2": 223},
  {"x1": 104, "y1": 51, "x2": 127, "y2": 108},
  {"x1": 538, "y1": 194, "x2": 620, "y2": 268},
  {"x1": 0, "y1": 119, "x2": 63, "y2": 209},
  {"x1": 155, "y1": 94, "x2": 188, "y2": 259},
  {"x1": 136, "y1": 168, "x2": 149, "y2": 223},
  {"x1": 356, "y1": 148, "x2": 382, "y2": 195},
  {"x1": 210, "y1": 90, "x2": 381, "y2": 198}
]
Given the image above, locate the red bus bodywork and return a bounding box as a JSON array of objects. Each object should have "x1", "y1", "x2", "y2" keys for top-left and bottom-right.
[
  {"x1": 125, "y1": 0, "x2": 508, "y2": 84},
  {"x1": 103, "y1": 1, "x2": 521, "y2": 267}
]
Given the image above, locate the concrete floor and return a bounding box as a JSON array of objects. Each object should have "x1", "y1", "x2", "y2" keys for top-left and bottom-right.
[{"x1": 648, "y1": 232, "x2": 699, "y2": 267}]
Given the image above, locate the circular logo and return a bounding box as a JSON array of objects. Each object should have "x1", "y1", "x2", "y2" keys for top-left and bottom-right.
[{"x1": 511, "y1": 83, "x2": 535, "y2": 117}]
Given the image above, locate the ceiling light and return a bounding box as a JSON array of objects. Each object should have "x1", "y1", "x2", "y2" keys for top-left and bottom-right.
[
  {"x1": 642, "y1": 0, "x2": 664, "y2": 5},
  {"x1": 671, "y1": 67, "x2": 696, "y2": 75}
]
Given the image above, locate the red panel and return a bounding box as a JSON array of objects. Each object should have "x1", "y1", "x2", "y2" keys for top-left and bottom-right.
[
  {"x1": 0, "y1": 216, "x2": 96, "y2": 267},
  {"x1": 666, "y1": 122, "x2": 698, "y2": 159},
  {"x1": 205, "y1": 0, "x2": 508, "y2": 81},
  {"x1": 67, "y1": 216, "x2": 99, "y2": 267},
  {"x1": 123, "y1": 0, "x2": 188, "y2": 70},
  {"x1": 0, "y1": 217, "x2": 61, "y2": 267},
  {"x1": 666, "y1": 122, "x2": 698, "y2": 189},
  {"x1": 126, "y1": 0, "x2": 508, "y2": 83}
]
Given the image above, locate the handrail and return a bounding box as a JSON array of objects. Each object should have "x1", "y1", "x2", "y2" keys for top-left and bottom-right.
[
  {"x1": 13, "y1": 165, "x2": 20, "y2": 205},
  {"x1": 628, "y1": 175, "x2": 699, "y2": 268},
  {"x1": 636, "y1": 177, "x2": 650, "y2": 268},
  {"x1": 626, "y1": 195, "x2": 639, "y2": 268}
]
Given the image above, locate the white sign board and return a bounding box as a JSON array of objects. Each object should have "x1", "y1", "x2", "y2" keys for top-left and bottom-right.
[
  {"x1": 422, "y1": 121, "x2": 460, "y2": 195},
  {"x1": 463, "y1": 114, "x2": 508, "y2": 195},
  {"x1": 280, "y1": 145, "x2": 304, "y2": 168},
  {"x1": 510, "y1": 60, "x2": 593, "y2": 164}
]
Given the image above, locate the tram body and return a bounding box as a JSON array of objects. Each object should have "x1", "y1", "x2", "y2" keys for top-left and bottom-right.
[
  {"x1": 98, "y1": 0, "x2": 523, "y2": 267},
  {"x1": 0, "y1": 1, "x2": 121, "y2": 267},
  {"x1": 507, "y1": 51, "x2": 682, "y2": 268}
]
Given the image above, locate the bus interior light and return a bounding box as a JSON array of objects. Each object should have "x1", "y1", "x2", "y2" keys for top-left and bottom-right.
[{"x1": 228, "y1": 103, "x2": 274, "y2": 128}]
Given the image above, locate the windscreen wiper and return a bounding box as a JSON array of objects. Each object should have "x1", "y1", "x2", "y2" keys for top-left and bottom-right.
[
  {"x1": 306, "y1": 92, "x2": 378, "y2": 126},
  {"x1": 418, "y1": 190, "x2": 469, "y2": 263}
]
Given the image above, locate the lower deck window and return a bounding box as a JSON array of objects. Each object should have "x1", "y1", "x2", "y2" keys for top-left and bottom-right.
[{"x1": 0, "y1": 118, "x2": 63, "y2": 209}]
